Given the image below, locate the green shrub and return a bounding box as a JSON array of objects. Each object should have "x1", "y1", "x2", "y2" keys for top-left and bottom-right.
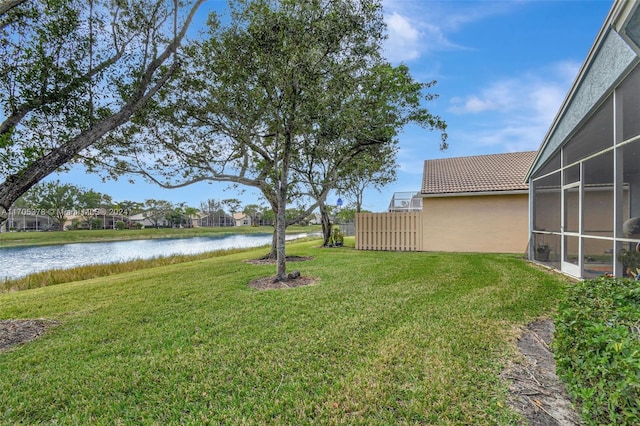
[
  {"x1": 554, "y1": 276, "x2": 640, "y2": 425},
  {"x1": 115, "y1": 221, "x2": 126, "y2": 230},
  {"x1": 328, "y1": 225, "x2": 344, "y2": 247}
]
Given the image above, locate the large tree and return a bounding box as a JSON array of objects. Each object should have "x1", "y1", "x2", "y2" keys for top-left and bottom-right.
[
  {"x1": 0, "y1": 0, "x2": 206, "y2": 228},
  {"x1": 19, "y1": 179, "x2": 83, "y2": 230},
  {"x1": 106, "y1": 0, "x2": 446, "y2": 281}
]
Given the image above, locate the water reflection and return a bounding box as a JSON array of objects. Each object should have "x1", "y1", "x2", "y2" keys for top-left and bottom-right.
[{"x1": 0, "y1": 233, "x2": 311, "y2": 280}]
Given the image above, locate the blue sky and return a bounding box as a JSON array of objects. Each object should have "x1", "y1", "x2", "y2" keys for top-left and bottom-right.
[{"x1": 52, "y1": 0, "x2": 613, "y2": 212}]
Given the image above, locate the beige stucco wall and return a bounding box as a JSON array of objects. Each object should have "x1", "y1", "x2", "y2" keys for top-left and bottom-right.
[{"x1": 421, "y1": 193, "x2": 529, "y2": 253}]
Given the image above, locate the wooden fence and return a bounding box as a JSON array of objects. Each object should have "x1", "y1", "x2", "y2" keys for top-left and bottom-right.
[{"x1": 355, "y1": 212, "x2": 422, "y2": 251}]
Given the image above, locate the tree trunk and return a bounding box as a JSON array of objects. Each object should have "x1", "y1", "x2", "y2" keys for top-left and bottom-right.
[
  {"x1": 319, "y1": 202, "x2": 332, "y2": 246},
  {"x1": 274, "y1": 133, "x2": 293, "y2": 281},
  {"x1": 259, "y1": 224, "x2": 278, "y2": 260},
  {"x1": 0, "y1": 0, "x2": 27, "y2": 18},
  {"x1": 275, "y1": 181, "x2": 288, "y2": 281}
]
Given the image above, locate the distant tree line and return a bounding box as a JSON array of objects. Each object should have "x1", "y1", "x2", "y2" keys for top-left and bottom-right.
[{"x1": 8, "y1": 181, "x2": 324, "y2": 231}]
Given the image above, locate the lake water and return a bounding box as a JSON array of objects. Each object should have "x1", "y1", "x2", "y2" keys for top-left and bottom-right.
[{"x1": 0, "y1": 233, "x2": 313, "y2": 280}]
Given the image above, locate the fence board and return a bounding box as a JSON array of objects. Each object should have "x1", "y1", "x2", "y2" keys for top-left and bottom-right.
[{"x1": 355, "y1": 212, "x2": 422, "y2": 251}]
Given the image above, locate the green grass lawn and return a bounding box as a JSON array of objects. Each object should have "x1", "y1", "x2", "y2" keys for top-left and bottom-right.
[
  {"x1": 0, "y1": 225, "x2": 321, "y2": 247},
  {"x1": 0, "y1": 238, "x2": 569, "y2": 424}
]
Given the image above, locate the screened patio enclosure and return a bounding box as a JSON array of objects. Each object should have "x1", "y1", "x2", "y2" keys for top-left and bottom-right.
[{"x1": 529, "y1": 0, "x2": 640, "y2": 278}]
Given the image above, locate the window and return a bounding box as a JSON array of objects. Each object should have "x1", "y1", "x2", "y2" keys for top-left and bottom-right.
[
  {"x1": 563, "y1": 96, "x2": 613, "y2": 166},
  {"x1": 536, "y1": 151, "x2": 561, "y2": 177},
  {"x1": 533, "y1": 172, "x2": 561, "y2": 232},
  {"x1": 621, "y1": 140, "x2": 640, "y2": 238},
  {"x1": 620, "y1": 65, "x2": 640, "y2": 142},
  {"x1": 583, "y1": 151, "x2": 614, "y2": 237},
  {"x1": 583, "y1": 237, "x2": 613, "y2": 279}
]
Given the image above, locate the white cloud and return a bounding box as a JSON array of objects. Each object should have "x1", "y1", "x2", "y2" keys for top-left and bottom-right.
[
  {"x1": 449, "y1": 78, "x2": 525, "y2": 114},
  {"x1": 384, "y1": 12, "x2": 422, "y2": 62},
  {"x1": 445, "y1": 61, "x2": 582, "y2": 152},
  {"x1": 449, "y1": 96, "x2": 498, "y2": 114},
  {"x1": 387, "y1": 12, "x2": 419, "y2": 42},
  {"x1": 382, "y1": 9, "x2": 464, "y2": 63},
  {"x1": 382, "y1": 1, "x2": 519, "y2": 63},
  {"x1": 448, "y1": 63, "x2": 577, "y2": 117}
]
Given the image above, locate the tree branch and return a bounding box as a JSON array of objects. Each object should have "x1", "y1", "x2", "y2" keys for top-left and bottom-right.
[{"x1": 0, "y1": 0, "x2": 206, "y2": 213}]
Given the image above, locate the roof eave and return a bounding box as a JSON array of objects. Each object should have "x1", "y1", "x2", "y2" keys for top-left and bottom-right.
[{"x1": 420, "y1": 189, "x2": 529, "y2": 198}]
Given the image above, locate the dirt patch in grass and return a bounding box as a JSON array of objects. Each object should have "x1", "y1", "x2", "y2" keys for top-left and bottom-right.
[
  {"x1": 244, "y1": 255, "x2": 313, "y2": 265},
  {"x1": 0, "y1": 319, "x2": 58, "y2": 352},
  {"x1": 246, "y1": 256, "x2": 318, "y2": 289},
  {"x1": 248, "y1": 275, "x2": 318, "y2": 290},
  {"x1": 502, "y1": 318, "x2": 581, "y2": 425}
]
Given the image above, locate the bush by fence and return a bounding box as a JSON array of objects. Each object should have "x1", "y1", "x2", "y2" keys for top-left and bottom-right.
[{"x1": 554, "y1": 276, "x2": 640, "y2": 425}]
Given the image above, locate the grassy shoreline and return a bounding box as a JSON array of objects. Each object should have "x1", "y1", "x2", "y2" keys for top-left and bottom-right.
[
  {"x1": 0, "y1": 239, "x2": 569, "y2": 424},
  {"x1": 1, "y1": 235, "x2": 323, "y2": 293},
  {"x1": 0, "y1": 225, "x2": 321, "y2": 248}
]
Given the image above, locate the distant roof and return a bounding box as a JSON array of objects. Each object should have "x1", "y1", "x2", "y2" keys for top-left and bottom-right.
[{"x1": 421, "y1": 151, "x2": 537, "y2": 195}]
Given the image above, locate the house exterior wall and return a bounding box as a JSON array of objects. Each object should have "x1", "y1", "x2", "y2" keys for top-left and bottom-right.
[{"x1": 421, "y1": 193, "x2": 529, "y2": 253}]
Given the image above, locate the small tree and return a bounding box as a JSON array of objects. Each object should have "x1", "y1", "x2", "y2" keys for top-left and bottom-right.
[
  {"x1": 144, "y1": 199, "x2": 174, "y2": 228},
  {"x1": 261, "y1": 209, "x2": 275, "y2": 226},
  {"x1": 222, "y1": 199, "x2": 242, "y2": 217},
  {"x1": 76, "y1": 189, "x2": 106, "y2": 229},
  {"x1": 335, "y1": 205, "x2": 356, "y2": 223},
  {"x1": 293, "y1": 64, "x2": 445, "y2": 246},
  {"x1": 337, "y1": 146, "x2": 397, "y2": 213},
  {"x1": 184, "y1": 206, "x2": 199, "y2": 228}
]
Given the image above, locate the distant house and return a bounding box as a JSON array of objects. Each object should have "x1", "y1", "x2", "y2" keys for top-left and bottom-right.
[
  {"x1": 307, "y1": 213, "x2": 322, "y2": 225},
  {"x1": 128, "y1": 213, "x2": 168, "y2": 228},
  {"x1": 198, "y1": 212, "x2": 234, "y2": 227},
  {"x1": 232, "y1": 212, "x2": 252, "y2": 227},
  {"x1": 420, "y1": 151, "x2": 536, "y2": 253},
  {"x1": 5, "y1": 209, "x2": 56, "y2": 231},
  {"x1": 356, "y1": 151, "x2": 535, "y2": 253},
  {"x1": 184, "y1": 211, "x2": 208, "y2": 228}
]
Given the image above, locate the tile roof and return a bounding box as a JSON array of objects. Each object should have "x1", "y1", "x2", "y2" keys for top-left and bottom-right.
[{"x1": 421, "y1": 151, "x2": 537, "y2": 195}]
